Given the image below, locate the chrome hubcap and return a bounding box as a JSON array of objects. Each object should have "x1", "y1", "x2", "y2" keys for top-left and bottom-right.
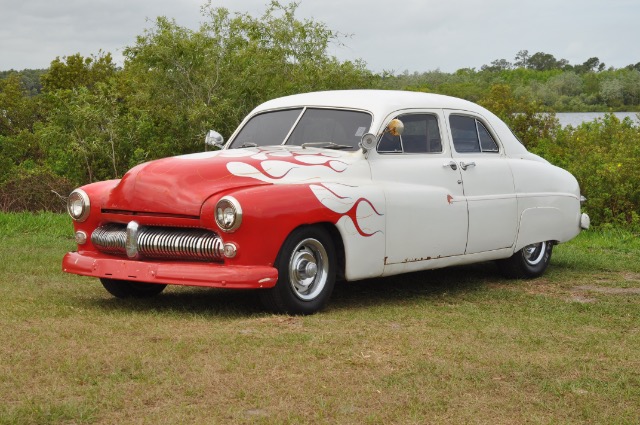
[
  {"x1": 523, "y1": 242, "x2": 546, "y2": 266},
  {"x1": 289, "y1": 238, "x2": 328, "y2": 301}
]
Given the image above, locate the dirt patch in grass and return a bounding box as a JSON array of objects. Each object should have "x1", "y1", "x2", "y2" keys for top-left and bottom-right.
[
  {"x1": 567, "y1": 293, "x2": 597, "y2": 303},
  {"x1": 574, "y1": 285, "x2": 640, "y2": 295}
]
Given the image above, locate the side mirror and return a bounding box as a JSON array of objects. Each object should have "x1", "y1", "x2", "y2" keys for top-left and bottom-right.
[
  {"x1": 359, "y1": 133, "x2": 377, "y2": 152},
  {"x1": 205, "y1": 130, "x2": 225, "y2": 150}
]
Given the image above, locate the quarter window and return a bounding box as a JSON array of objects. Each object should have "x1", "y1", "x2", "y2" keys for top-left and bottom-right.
[
  {"x1": 449, "y1": 115, "x2": 499, "y2": 153},
  {"x1": 378, "y1": 114, "x2": 442, "y2": 154}
]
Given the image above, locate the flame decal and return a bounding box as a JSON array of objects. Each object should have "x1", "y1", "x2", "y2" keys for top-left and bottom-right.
[
  {"x1": 225, "y1": 147, "x2": 350, "y2": 182},
  {"x1": 225, "y1": 147, "x2": 384, "y2": 238},
  {"x1": 309, "y1": 183, "x2": 384, "y2": 237},
  {"x1": 344, "y1": 197, "x2": 384, "y2": 237}
]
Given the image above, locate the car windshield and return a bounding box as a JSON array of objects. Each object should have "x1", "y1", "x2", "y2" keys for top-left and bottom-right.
[{"x1": 228, "y1": 108, "x2": 372, "y2": 150}]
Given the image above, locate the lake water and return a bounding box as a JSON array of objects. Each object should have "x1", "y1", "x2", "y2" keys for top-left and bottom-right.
[{"x1": 556, "y1": 112, "x2": 639, "y2": 127}]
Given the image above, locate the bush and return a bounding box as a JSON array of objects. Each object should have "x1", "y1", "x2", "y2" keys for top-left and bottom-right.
[
  {"x1": 534, "y1": 115, "x2": 640, "y2": 229},
  {"x1": 0, "y1": 166, "x2": 73, "y2": 213}
]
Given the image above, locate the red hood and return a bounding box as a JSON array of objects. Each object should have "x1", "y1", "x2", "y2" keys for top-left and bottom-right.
[
  {"x1": 104, "y1": 152, "x2": 267, "y2": 216},
  {"x1": 104, "y1": 146, "x2": 362, "y2": 217}
]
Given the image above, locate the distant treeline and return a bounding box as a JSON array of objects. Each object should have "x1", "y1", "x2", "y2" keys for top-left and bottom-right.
[
  {"x1": 0, "y1": 69, "x2": 46, "y2": 96},
  {"x1": 0, "y1": 2, "x2": 638, "y2": 228},
  {"x1": 379, "y1": 49, "x2": 640, "y2": 112}
]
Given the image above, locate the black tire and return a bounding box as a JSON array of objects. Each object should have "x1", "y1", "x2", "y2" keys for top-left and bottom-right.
[
  {"x1": 497, "y1": 241, "x2": 553, "y2": 279},
  {"x1": 100, "y1": 278, "x2": 167, "y2": 298},
  {"x1": 260, "y1": 226, "x2": 336, "y2": 315}
]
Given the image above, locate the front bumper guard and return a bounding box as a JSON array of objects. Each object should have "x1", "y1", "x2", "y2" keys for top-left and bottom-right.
[{"x1": 62, "y1": 252, "x2": 278, "y2": 289}]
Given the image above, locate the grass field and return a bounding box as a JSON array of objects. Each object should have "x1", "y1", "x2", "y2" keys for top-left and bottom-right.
[{"x1": 1, "y1": 212, "x2": 639, "y2": 424}]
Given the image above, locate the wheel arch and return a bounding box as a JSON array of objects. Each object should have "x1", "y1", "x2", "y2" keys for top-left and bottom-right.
[
  {"x1": 514, "y1": 204, "x2": 581, "y2": 252},
  {"x1": 317, "y1": 222, "x2": 346, "y2": 281},
  {"x1": 217, "y1": 182, "x2": 386, "y2": 279}
]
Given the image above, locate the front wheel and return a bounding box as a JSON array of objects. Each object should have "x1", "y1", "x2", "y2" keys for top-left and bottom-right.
[
  {"x1": 100, "y1": 278, "x2": 167, "y2": 298},
  {"x1": 497, "y1": 241, "x2": 553, "y2": 279},
  {"x1": 260, "y1": 226, "x2": 336, "y2": 315}
]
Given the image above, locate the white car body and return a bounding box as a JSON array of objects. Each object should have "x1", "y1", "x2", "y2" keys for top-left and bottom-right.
[{"x1": 226, "y1": 90, "x2": 584, "y2": 281}]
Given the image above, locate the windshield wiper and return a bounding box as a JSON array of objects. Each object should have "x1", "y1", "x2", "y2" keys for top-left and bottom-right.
[
  {"x1": 301, "y1": 142, "x2": 353, "y2": 150},
  {"x1": 239, "y1": 142, "x2": 258, "y2": 148}
]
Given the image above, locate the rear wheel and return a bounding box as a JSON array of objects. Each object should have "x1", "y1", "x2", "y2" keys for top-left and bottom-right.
[
  {"x1": 100, "y1": 278, "x2": 167, "y2": 298},
  {"x1": 260, "y1": 226, "x2": 336, "y2": 315},
  {"x1": 497, "y1": 241, "x2": 553, "y2": 279}
]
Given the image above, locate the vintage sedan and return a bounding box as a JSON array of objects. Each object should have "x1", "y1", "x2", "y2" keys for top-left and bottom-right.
[{"x1": 63, "y1": 90, "x2": 590, "y2": 314}]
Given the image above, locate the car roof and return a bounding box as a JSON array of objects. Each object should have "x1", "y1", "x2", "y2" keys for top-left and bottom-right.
[{"x1": 252, "y1": 89, "x2": 487, "y2": 118}]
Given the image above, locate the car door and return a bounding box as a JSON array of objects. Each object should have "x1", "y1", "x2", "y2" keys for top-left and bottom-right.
[
  {"x1": 444, "y1": 111, "x2": 518, "y2": 254},
  {"x1": 369, "y1": 111, "x2": 468, "y2": 266}
]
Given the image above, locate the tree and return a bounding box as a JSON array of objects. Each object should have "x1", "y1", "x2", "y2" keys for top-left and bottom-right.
[
  {"x1": 514, "y1": 50, "x2": 530, "y2": 68},
  {"x1": 626, "y1": 62, "x2": 640, "y2": 72},
  {"x1": 478, "y1": 84, "x2": 558, "y2": 149},
  {"x1": 40, "y1": 52, "x2": 116, "y2": 92},
  {"x1": 621, "y1": 69, "x2": 640, "y2": 105},
  {"x1": 37, "y1": 84, "x2": 124, "y2": 183},
  {"x1": 481, "y1": 58, "x2": 512, "y2": 72},
  {"x1": 120, "y1": 1, "x2": 374, "y2": 160},
  {"x1": 0, "y1": 69, "x2": 46, "y2": 95},
  {"x1": 575, "y1": 57, "x2": 602, "y2": 73},
  {"x1": 0, "y1": 73, "x2": 38, "y2": 136},
  {"x1": 600, "y1": 78, "x2": 624, "y2": 107},
  {"x1": 547, "y1": 72, "x2": 583, "y2": 97},
  {"x1": 527, "y1": 52, "x2": 568, "y2": 71}
]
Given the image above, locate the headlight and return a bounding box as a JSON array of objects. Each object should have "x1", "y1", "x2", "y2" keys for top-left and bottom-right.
[
  {"x1": 215, "y1": 196, "x2": 242, "y2": 232},
  {"x1": 67, "y1": 189, "x2": 90, "y2": 222}
]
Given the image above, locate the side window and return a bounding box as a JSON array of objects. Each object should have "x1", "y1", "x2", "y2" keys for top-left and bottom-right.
[
  {"x1": 377, "y1": 114, "x2": 442, "y2": 154},
  {"x1": 450, "y1": 115, "x2": 499, "y2": 153}
]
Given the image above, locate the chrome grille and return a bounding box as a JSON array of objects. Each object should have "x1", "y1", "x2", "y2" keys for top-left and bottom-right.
[
  {"x1": 91, "y1": 224, "x2": 127, "y2": 254},
  {"x1": 91, "y1": 223, "x2": 224, "y2": 261}
]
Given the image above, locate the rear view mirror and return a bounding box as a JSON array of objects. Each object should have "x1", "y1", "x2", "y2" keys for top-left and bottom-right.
[
  {"x1": 360, "y1": 133, "x2": 377, "y2": 152},
  {"x1": 205, "y1": 130, "x2": 225, "y2": 150}
]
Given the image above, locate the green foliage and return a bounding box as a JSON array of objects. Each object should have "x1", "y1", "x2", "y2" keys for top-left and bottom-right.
[
  {"x1": 478, "y1": 84, "x2": 558, "y2": 149},
  {"x1": 40, "y1": 52, "x2": 116, "y2": 93},
  {"x1": 120, "y1": 1, "x2": 374, "y2": 159},
  {"x1": 534, "y1": 115, "x2": 640, "y2": 229},
  {"x1": 528, "y1": 51, "x2": 569, "y2": 71},
  {"x1": 381, "y1": 55, "x2": 640, "y2": 112},
  {"x1": 0, "y1": 74, "x2": 40, "y2": 135},
  {"x1": 36, "y1": 84, "x2": 124, "y2": 183},
  {"x1": 0, "y1": 68, "x2": 46, "y2": 95},
  {"x1": 0, "y1": 165, "x2": 72, "y2": 212}
]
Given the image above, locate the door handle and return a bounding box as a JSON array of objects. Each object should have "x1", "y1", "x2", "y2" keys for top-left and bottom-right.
[
  {"x1": 443, "y1": 160, "x2": 457, "y2": 170},
  {"x1": 460, "y1": 161, "x2": 476, "y2": 171}
]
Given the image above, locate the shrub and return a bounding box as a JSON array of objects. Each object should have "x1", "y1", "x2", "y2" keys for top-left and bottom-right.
[
  {"x1": 534, "y1": 115, "x2": 640, "y2": 229},
  {"x1": 0, "y1": 166, "x2": 73, "y2": 213}
]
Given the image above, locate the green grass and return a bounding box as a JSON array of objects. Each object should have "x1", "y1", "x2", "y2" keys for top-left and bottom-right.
[{"x1": 1, "y1": 212, "x2": 639, "y2": 424}]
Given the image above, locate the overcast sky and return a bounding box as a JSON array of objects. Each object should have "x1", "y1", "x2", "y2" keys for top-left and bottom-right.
[{"x1": 1, "y1": 0, "x2": 639, "y2": 73}]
